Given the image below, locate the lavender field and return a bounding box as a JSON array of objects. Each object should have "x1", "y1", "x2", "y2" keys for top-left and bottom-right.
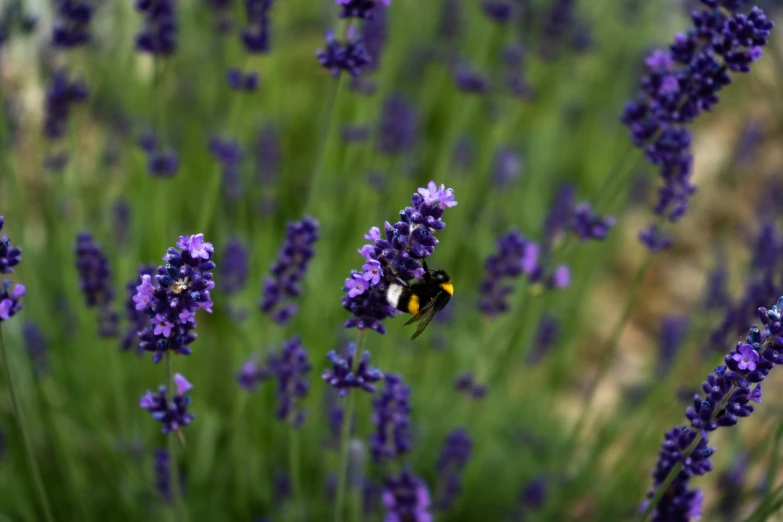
[{"x1": 0, "y1": 0, "x2": 781, "y2": 521}]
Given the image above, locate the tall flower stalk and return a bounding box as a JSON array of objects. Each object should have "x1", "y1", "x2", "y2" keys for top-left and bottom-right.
[{"x1": 0, "y1": 217, "x2": 53, "y2": 522}]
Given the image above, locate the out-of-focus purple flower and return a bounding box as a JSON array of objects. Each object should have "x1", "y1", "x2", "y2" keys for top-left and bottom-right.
[
  {"x1": 154, "y1": 448, "x2": 171, "y2": 501},
  {"x1": 437, "y1": 0, "x2": 461, "y2": 41},
  {"x1": 0, "y1": 216, "x2": 22, "y2": 274},
  {"x1": 134, "y1": 234, "x2": 215, "y2": 363},
  {"x1": 205, "y1": 0, "x2": 235, "y2": 34},
  {"x1": 370, "y1": 374, "x2": 411, "y2": 462},
  {"x1": 0, "y1": 282, "x2": 23, "y2": 322},
  {"x1": 733, "y1": 120, "x2": 763, "y2": 166},
  {"x1": 225, "y1": 68, "x2": 259, "y2": 92},
  {"x1": 622, "y1": 3, "x2": 772, "y2": 246},
  {"x1": 112, "y1": 200, "x2": 131, "y2": 249},
  {"x1": 435, "y1": 428, "x2": 472, "y2": 509},
  {"x1": 520, "y1": 476, "x2": 548, "y2": 511},
  {"x1": 75, "y1": 232, "x2": 119, "y2": 337},
  {"x1": 527, "y1": 315, "x2": 559, "y2": 364},
  {"x1": 23, "y1": 322, "x2": 48, "y2": 376},
  {"x1": 336, "y1": 0, "x2": 390, "y2": 20},
  {"x1": 264, "y1": 337, "x2": 312, "y2": 427},
  {"x1": 44, "y1": 68, "x2": 88, "y2": 141},
  {"x1": 209, "y1": 137, "x2": 244, "y2": 202},
  {"x1": 241, "y1": 0, "x2": 273, "y2": 53},
  {"x1": 259, "y1": 217, "x2": 319, "y2": 325},
  {"x1": 491, "y1": 147, "x2": 522, "y2": 187},
  {"x1": 452, "y1": 136, "x2": 474, "y2": 173},
  {"x1": 478, "y1": 230, "x2": 534, "y2": 317},
  {"x1": 220, "y1": 238, "x2": 248, "y2": 295},
  {"x1": 135, "y1": 0, "x2": 177, "y2": 56},
  {"x1": 482, "y1": 1, "x2": 511, "y2": 23},
  {"x1": 571, "y1": 202, "x2": 616, "y2": 241},
  {"x1": 361, "y1": 3, "x2": 387, "y2": 72},
  {"x1": 638, "y1": 224, "x2": 672, "y2": 252},
  {"x1": 342, "y1": 182, "x2": 456, "y2": 333},
  {"x1": 454, "y1": 64, "x2": 489, "y2": 94},
  {"x1": 255, "y1": 125, "x2": 280, "y2": 185},
  {"x1": 382, "y1": 471, "x2": 432, "y2": 522},
  {"x1": 341, "y1": 124, "x2": 370, "y2": 142},
  {"x1": 140, "y1": 373, "x2": 195, "y2": 433},
  {"x1": 317, "y1": 27, "x2": 372, "y2": 78},
  {"x1": 656, "y1": 316, "x2": 688, "y2": 379},
  {"x1": 454, "y1": 371, "x2": 487, "y2": 399},
  {"x1": 52, "y1": 0, "x2": 93, "y2": 48},
  {"x1": 642, "y1": 295, "x2": 783, "y2": 519},
  {"x1": 236, "y1": 355, "x2": 266, "y2": 391},
  {"x1": 703, "y1": 258, "x2": 729, "y2": 311},
  {"x1": 138, "y1": 132, "x2": 179, "y2": 177},
  {"x1": 376, "y1": 94, "x2": 418, "y2": 156},
  {"x1": 540, "y1": 0, "x2": 576, "y2": 57},
  {"x1": 121, "y1": 265, "x2": 155, "y2": 353},
  {"x1": 322, "y1": 342, "x2": 383, "y2": 396}
]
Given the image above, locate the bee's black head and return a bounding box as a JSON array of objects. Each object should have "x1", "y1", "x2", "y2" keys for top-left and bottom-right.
[{"x1": 431, "y1": 269, "x2": 450, "y2": 283}]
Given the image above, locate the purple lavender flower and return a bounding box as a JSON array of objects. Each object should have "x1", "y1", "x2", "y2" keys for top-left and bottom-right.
[
  {"x1": 336, "y1": 0, "x2": 390, "y2": 20},
  {"x1": 656, "y1": 316, "x2": 688, "y2": 378},
  {"x1": 435, "y1": 428, "x2": 472, "y2": 509},
  {"x1": 370, "y1": 374, "x2": 411, "y2": 462},
  {"x1": 382, "y1": 471, "x2": 432, "y2": 522},
  {"x1": 44, "y1": 68, "x2": 88, "y2": 141},
  {"x1": 75, "y1": 233, "x2": 119, "y2": 337},
  {"x1": 133, "y1": 234, "x2": 215, "y2": 363},
  {"x1": 504, "y1": 45, "x2": 534, "y2": 100},
  {"x1": 135, "y1": 0, "x2": 177, "y2": 56},
  {"x1": 638, "y1": 224, "x2": 672, "y2": 252},
  {"x1": 255, "y1": 125, "x2": 280, "y2": 185},
  {"x1": 622, "y1": 2, "x2": 773, "y2": 245},
  {"x1": 0, "y1": 217, "x2": 21, "y2": 274},
  {"x1": 317, "y1": 26, "x2": 372, "y2": 77},
  {"x1": 491, "y1": 147, "x2": 522, "y2": 187},
  {"x1": 259, "y1": 217, "x2": 319, "y2": 325},
  {"x1": 226, "y1": 68, "x2": 259, "y2": 92},
  {"x1": 454, "y1": 371, "x2": 487, "y2": 399},
  {"x1": 23, "y1": 322, "x2": 48, "y2": 376},
  {"x1": 138, "y1": 132, "x2": 180, "y2": 177},
  {"x1": 265, "y1": 337, "x2": 312, "y2": 427},
  {"x1": 52, "y1": 0, "x2": 92, "y2": 48},
  {"x1": 220, "y1": 238, "x2": 248, "y2": 295},
  {"x1": 322, "y1": 342, "x2": 383, "y2": 395},
  {"x1": 236, "y1": 355, "x2": 265, "y2": 391},
  {"x1": 642, "y1": 295, "x2": 783, "y2": 519},
  {"x1": 241, "y1": 0, "x2": 273, "y2": 53},
  {"x1": 482, "y1": 1, "x2": 511, "y2": 23},
  {"x1": 121, "y1": 265, "x2": 155, "y2": 353},
  {"x1": 527, "y1": 315, "x2": 559, "y2": 364},
  {"x1": 376, "y1": 94, "x2": 418, "y2": 156},
  {"x1": 342, "y1": 182, "x2": 457, "y2": 333},
  {"x1": 361, "y1": 3, "x2": 388, "y2": 72},
  {"x1": 478, "y1": 230, "x2": 534, "y2": 317},
  {"x1": 453, "y1": 64, "x2": 490, "y2": 94},
  {"x1": 703, "y1": 257, "x2": 729, "y2": 311},
  {"x1": 112, "y1": 200, "x2": 131, "y2": 249},
  {"x1": 205, "y1": 0, "x2": 235, "y2": 34},
  {"x1": 571, "y1": 202, "x2": 616, "y2": 240},
  {"x1": 209, "y1": 137, "x2": 244, "y2": 202},
  {"x1": 154, "y1": 448, "x2": 171, "y2": 501},
  {"x1": 520, "y1": 476, "x2": 548, "y2": 511},
  {"x1": 140, "y1": 373, "x2": 195, "y2": 433},
  {"x1": 540, "y1": 0, "x2": 577, "y2": 57},
  {"x1": 341, "y1": 124, "x2": 370, "y2": 142}
]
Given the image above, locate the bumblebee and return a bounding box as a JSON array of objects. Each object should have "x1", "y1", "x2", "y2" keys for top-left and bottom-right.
[{"x1": 386, "y1": 261, "x2": 453, "y2": 340}]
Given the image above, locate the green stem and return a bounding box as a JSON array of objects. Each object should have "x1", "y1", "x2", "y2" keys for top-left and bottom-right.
[
  {"x1": 333, "y1": 329, "x2": 367, "y2": 522},
  {"x1": 638, "y1": 383, "x2": 738, "y2": 522},
  {"x1": 165, "y1": 352, "x2": 186, "y2": 522},
  {"x1": 0, "y1": 325, "x2": 55, "y2": 522},
  {"x1": 304, "y1": 74, "x2": 344, "y2": 214},
  {"x1": 289, "y1": 427, "x2": 301, "y2": 502},
  {"x1": 565, "y1": 250, "x2": 653, "y2": 448}
]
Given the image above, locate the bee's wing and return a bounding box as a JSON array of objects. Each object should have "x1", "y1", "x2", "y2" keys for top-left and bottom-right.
[
  {"x1": 409, "y1": 306, "x2": 437, "y2": 340},
  {"x1": 403, "y1": 296, "x2": 439, "y2": 326}
]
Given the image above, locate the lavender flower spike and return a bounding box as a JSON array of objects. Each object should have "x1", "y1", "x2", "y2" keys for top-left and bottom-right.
[
  {"x1": 0, "y1": 216, "x2": 21, "y2": 274},
  {"x1": 336, "y1": 0, "x2": 390, "y2": 20},
  {"x1": 316, "y1": 26, "x2": 372, "y2": 77},
  {"x1": 382, "y1": 470, "x2": 432, "y2": 522},
  {"x1": 140, "y1": 373, "x2": 195, "y2": 434},
  {"x1": 265, "y1": 336, "x2": 312, "y2": 428},
  {"x1": 259, "y1": 217, "x2": 319, "y2": 325},
  {"x1": 133, "y1": 234, "x2": 215, "y2": 363},
  {"x1": 343, "y1": 181, "x2": 457, "y2": 333},
  {"x1": 435, "y1": 428, "x2": 473, "y2": 509},
  {"x1": 322, "y1": 343, "x2": 383, "y2": 396},
  {"x1": 642, "y1": 296, "x2": 783, "y2": 520},
  {"x1": 370, "y1": 374, "x2": 412, "y2": 462},
  {"x1": 75, "y1": 232, "x2": 119, "y2": 337}
]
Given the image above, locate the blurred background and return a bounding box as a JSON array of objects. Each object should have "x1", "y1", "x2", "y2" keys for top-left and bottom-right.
[{"x1": 0, "y1": 0, "x2": 782, "y2": 520}]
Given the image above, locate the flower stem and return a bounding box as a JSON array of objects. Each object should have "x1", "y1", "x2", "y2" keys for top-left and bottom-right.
[
  {"x1": 0, "y1": 325, "x2": 54, "y2": 522},
  {"x1": 333, "y1": 329, "x2": 366, "y2": 522},
  {"x1": 289, "y1": 427, "x2": 301, "y2": 502},
  {"x1": 565, "y1": 250, "x2": 653, "y2": 448},
  {"x1": 638, "y1": 384, "x2": 738, "y2": 522},
  {"x1": 165, "y1": 351, "x2": 186, "y2": 522}
]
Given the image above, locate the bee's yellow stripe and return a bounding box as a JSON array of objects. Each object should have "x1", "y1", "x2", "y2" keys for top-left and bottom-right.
[
  {"x1": 440, "y1": 282, "x2": 454, "y2": 296},
  {"x1": 408, "y1": 294, "x2": 420, "y2": 315}
]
